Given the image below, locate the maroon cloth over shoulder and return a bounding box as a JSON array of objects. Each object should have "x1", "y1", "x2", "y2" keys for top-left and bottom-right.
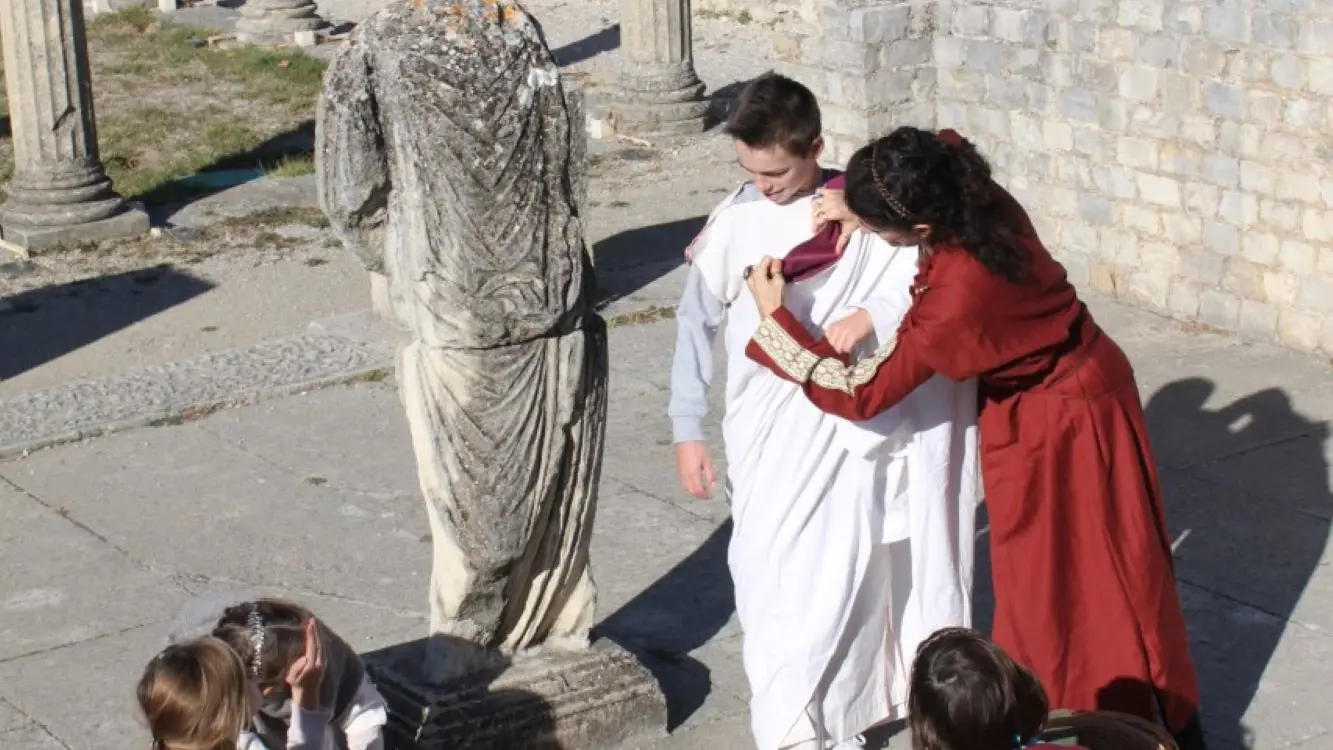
[
  {"x1": 780, "y1": 129, "x2": 968, "y2": 282},
  {"x1": 780, "y1": 172, "x2": 846, "y2": 282}
]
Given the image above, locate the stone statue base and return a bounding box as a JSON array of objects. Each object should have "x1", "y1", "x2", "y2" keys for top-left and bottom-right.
[
  {"x1": 0, "y1": 204, "x2": 149, "y2": 250},
  {"x1": 364, "y1": 638, "x2": 667, "y2": 750}
]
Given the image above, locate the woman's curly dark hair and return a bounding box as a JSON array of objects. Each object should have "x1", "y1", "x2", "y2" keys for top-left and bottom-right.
[{"x1": 845, "y1": 127, "x2": 1029, "y2": 283}]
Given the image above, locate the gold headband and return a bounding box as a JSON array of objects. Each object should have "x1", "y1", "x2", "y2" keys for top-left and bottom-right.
[{"x1": 868, "y1": 140, "x2": 914, "y2": 221}]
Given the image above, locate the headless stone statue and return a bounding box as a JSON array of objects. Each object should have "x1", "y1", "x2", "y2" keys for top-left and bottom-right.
[{"x1": 315, "y1": 0, "x2": 606, "y2": 683}]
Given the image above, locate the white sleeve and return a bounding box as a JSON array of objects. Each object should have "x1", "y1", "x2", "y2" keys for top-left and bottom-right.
[
  {"x1": 287, "y1": 706, "x2": 334, "y2": 749},
  {"x1": 340, "y1": 677, "x2": 389, "y2": 750},
  {"x1": 690, "y1": 206, "x2": 742, "y2": 304}
]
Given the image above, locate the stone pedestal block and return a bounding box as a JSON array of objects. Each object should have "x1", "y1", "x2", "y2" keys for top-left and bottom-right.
[
  {"x1": 604, "y1": 0, "x2": 708, "y2": 138},
  {"x1": 236, "y1": 0, "x2": 328, "y2": 45},
  {"x1": 0, "y1": 0, "x2": 148, "y2": 250},
  {"x1": 365, "y1": 639, "x2": 667, "y2": 750}
]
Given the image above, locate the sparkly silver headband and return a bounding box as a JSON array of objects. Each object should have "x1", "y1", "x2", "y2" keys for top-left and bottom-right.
[
  {"x1": 869, "y1": 140, "x2": 914, "y2": 221},
  {"x1": 246, "y1": 606, "x2": 265, "y2": 678}
]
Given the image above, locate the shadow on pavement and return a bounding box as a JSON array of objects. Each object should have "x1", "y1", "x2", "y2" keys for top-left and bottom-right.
[
  {"x1": 0, "y1": 264, "x2": 214, "y2": 384},
  {"x1": 596, "y1": 521, "x2": 735, "y2": 731},
  {"x1": 1146, "y1": 378, "x2": 1331, "y2": 749},
  {"x1": 592, "y1": 215, "x2": 705, "y2": 310}
]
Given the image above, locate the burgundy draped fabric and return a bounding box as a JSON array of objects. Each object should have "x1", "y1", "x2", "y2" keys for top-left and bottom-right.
[{"x1": 780, "y1": 172, "x2": 847, "y2": 282}]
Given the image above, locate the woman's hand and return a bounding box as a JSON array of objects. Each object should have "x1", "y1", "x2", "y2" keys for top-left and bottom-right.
[
  {"x1": 824, "y1": 309, "x2": 874, "y2": 355},
  {"x1": 813, "y1": 188, "x2": 858, "y2": 255},
  {"x1": 746, "y1": 257, "x2": 786, "y2": 317},
  {"x1": 285, "y1": 618, "x2": 327, "y2": 710}
]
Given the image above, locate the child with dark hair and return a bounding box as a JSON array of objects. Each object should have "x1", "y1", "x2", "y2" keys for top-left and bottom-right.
[
  {"x1": 908, "y1": 628, "x2": 1178, "y2": 750},
  {"x1": 212, "y1": 599, "x2": 386, "y2": 750},
  {"x1": 139, "y1": 623, "x2": 329, "y2": 750}
]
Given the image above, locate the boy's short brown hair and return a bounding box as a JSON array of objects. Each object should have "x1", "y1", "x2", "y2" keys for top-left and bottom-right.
[{"x1": 723, "y1": 72, "x2": 822, "y2": 157}]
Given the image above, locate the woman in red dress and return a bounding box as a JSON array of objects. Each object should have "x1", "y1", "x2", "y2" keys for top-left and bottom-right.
[{"x1": 742, "y1": 126, "x2": 1207, "y2": 750}]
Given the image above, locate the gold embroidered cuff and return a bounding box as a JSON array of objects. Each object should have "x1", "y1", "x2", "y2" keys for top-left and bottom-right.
[
  {"x1": 752, "y1": 316, "x2": 899, "y2": 396},
  {"x1": 753, "y1": 316, "x2": 821, "y2": 381}
]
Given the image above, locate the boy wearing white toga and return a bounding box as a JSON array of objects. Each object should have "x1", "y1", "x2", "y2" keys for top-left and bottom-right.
[{"x1": 669, "y1": 74, "x2": 981, "y2": 749}]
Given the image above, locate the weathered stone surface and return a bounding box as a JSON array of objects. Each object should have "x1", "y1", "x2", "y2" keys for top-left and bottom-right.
[
  {"x1": 365, "y1": 638, "x2": 667, "y2": 750},
  {"x1": 0, "y1": 331, "x2": 391, "y2": 460},
  {"x1": 0, "y1": 0, "x2": 145, "y2": 249},
  {"x1": 601, "y1": 0, "x2": 708, "y2": 138},
  {"x1": 801, "y1": 0, "x2": 1333, "y2": 356},
  {"x1": 236, "y1": 0, "x2": 328, "y2": 44},
  {"x1": 315, "y1": 0, "x2": 610, "y2": 684},
  {"x1": 1, "y1": 205, "x2": 149, "y2": 250}
]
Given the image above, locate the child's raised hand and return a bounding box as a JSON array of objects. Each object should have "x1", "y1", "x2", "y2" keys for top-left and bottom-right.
[{"x1": 285, "y1": 618, "x2": 327, "y2": 710}]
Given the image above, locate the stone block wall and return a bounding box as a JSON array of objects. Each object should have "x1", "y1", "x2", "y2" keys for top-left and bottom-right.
[
  {"x1": 773, "y1": 0, "x2": 938, "y2": 165},
  {"x1": 784, "y1": 0, "x2": 1333, "y2": 354}
]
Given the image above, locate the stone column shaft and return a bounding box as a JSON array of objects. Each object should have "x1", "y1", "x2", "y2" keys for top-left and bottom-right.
[
  {"x1": 611, "y1": 0, "x2": 708, "y2": 137},
  {"x1": 0, "y1": 0, "x2": 146, "y2": 248}
]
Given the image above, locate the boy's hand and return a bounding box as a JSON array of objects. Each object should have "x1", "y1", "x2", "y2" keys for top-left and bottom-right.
[{"x1": 675, "y1": 441, "x2": 717, "y2": 499}]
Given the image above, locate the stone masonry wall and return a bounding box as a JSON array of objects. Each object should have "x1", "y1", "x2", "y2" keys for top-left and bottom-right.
[
  {"x1": 778, "y1": 0, "x2": 1333, "y2": 355},
  {"x1": 774, "y1": 0, "x2": 938, "y2": 165}
]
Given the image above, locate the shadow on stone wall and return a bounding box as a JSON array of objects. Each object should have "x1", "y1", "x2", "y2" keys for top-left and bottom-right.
[
  {"x1": 0, "y1": 264, "x2": 214, "y2": 382},
  {"x1": 592, "y1": 214, "x2": 706, "y2": 309},
  {"x1": 1145, "y1": 378, "x2": 1331, "y2": 749},
  {"x1": 596, "y1": 521, "x2": 735, "y2": 730}
]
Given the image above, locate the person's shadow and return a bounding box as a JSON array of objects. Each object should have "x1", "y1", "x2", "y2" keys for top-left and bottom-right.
[
  {"x1": 1144, "y1": 378, "x2": 1331, "y2": 749},
  {"x1": 596, "y1": 522, "x2": 736, "y2": 730}
]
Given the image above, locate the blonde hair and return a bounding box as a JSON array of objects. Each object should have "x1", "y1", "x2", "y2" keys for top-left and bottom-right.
[{"x1": 137, "y1": 637, "x2": 250, "y2": 750}]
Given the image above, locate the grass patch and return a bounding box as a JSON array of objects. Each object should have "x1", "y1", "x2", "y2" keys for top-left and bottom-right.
[
  {"x1": 606, "y1": 305, "x2": 677, "y2": 328},
  {"x1": 351, "y1": 368, "x2": 392, "y2": 383},
  {"x1": 215, "y1": 206, "x2": 330, "y2": 229},
  {"x1": 0, "y1": 8, "x2": 327, "y2": 204},
  {"x1": 264, "y1": 154, "x2": 317, "y2": 178}
]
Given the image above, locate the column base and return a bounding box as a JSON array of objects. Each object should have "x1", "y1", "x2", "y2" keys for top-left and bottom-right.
[
  {"x1": 1, "y1": 205, "x2": 149, "y2": 250},
  {"x1": 364, "y1": 637, "x2": 667, "y2": 750},
  {"x1": 601, "y1": 63, "x2": 710, "y2": 139},
  {"x1": 236, "y1": 0, "x2": 328, "y2": 45}
]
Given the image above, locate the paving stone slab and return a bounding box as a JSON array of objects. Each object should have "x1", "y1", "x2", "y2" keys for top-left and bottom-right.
[
  {"x1": 0, "y1": 332, "x2": 393, "y2": 461},
  {"x1": 1178, "y1": 581, "x2": 1333, "y2": 750},
  {"x1": 0, "y1": 700, "x2": 26, "y2": 733},
  {"x1": 1164, "y1": 468, "x2": 1333, "y2": 631},
  {"x1": 0, "y1": 724, "x2": 66, "y2": 750},
  {"x1": 0, "y1": 425, "x2": 430, "y2": 612},
  {"x1": 0, "y1": 481, "x2": 187, "y2": 662},
  {"x1": 197, "y1": 382, "x2": 420, "y2": 499},
  {"x1": 592, "y1": 486, "x2": 736, "y2": 652}
]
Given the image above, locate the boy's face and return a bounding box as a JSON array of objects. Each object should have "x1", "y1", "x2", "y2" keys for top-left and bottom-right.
[{"x1": 733, "y1": 137, "x2": 825, "y2": 206}]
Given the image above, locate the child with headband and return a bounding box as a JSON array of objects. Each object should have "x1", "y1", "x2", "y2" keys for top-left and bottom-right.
[
  {"x1": 212, "y1": 599, "x2": 387, "y2": 750},
  {"x1": 138, "y1": 620, "x2": 329, "y2": 750}
]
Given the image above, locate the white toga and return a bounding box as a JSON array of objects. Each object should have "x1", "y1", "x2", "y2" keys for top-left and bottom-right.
[{"x1": 668, "y1": 186, "x2": 981, "y2": 749}]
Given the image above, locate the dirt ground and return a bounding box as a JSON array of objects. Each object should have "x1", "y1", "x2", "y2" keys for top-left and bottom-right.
[{"x1": 0, "y1": 8, "x2": 322, "y2": 202}]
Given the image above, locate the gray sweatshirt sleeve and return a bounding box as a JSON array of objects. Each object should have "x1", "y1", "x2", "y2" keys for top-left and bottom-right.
[
  {"x1": 286, "y1": 706, "x2": 333, "y2": 749},
  {"x1": 668, "y1": 264, "x2": 726, "y2": 443}
]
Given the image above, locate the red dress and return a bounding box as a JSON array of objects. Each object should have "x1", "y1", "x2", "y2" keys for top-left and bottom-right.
[{"x1": 745, "y1": 187, "x2": 1202, "y2": 733}]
